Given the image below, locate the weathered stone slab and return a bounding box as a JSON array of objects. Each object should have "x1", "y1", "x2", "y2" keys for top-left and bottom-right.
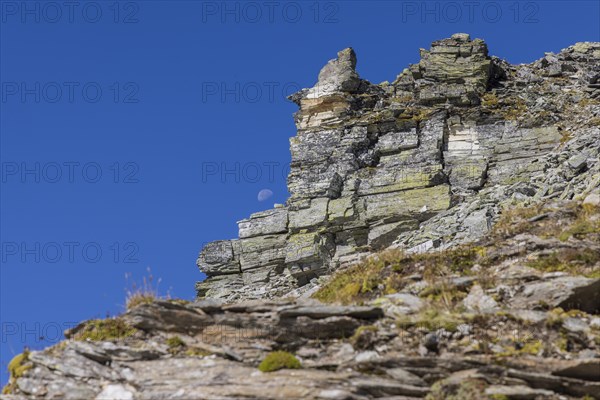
[
  {"x1": 368, "y1": 220, "x2": 419, "y2": 249},
  {"x1": 328, "y1": 196, "x2": 355, "y2": 222},
  {"x1": 375, "y1": 128, "x2": 419, "y2": 154},
  {"x1": 124, "y1": 301, "x2": 213, "y2": 334},
  {"x1": 279, "y1": 305, "x2": 383, "y2": 320},
  {"x1": 239, "y1": 234, "x2": 286, "y2": 272},
  {"x1": 358, "y1": 163, "x2": 445, "y2": 195},
  {"x1": 285, "y1": 232, "x2": 335, "y2": 267},
  {"x1": 289, "y1": 197, "x2": 329, "y2": 230},
  {"x1": 196, "y1": 240, "x2": 240, "y2": 276},
  {"x1": 509, "y1": 277, "x2": 600, "y2": 314},
  {"x1": 364, "y1": 185, "x2": 451, "y2": 223},
  {"x1": 238, "y1": 208, "x2": 288, "y2": 239}
]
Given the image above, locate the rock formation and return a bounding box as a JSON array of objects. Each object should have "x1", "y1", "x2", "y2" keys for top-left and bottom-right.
[
  {"x1": 196, "y1": 33, "x2": 600, "y2": 302},
  {"x1": 3, "y1": 35, "x2": 600, "y2": 400}
]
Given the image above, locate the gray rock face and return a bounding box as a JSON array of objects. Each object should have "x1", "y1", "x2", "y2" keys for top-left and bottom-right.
[
  {"x1": 5, "y1": 297, "x2": 600, "y2": 399},
  {"x1": 412, "y1": 34, "x2": 493, "y2": 106},
  {"x1": 510, "y1": 277, "x2": 600, "y2": 314},
  {"x1": 238, "y1": 209, "x2": 288, "y2": 239},
  {"x1": 196, "y1": 35, "x2": 600, "y2": 302}
]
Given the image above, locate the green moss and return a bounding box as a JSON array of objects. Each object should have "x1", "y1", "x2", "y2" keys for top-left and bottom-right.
[
  {"x1": 426, "y1": 378, "x2": 488, "y2": 400},
  {"x1": 546, "y1": 307, "x2": 587, "y2": 329},
  {"x1": 7, "y1": 351, "x2": 31, "y2": 378},
  {"x1": 314, "y1": 245, "x2": 487, "y2": 305},
  {"x1": 481, "y1": 92, "x2": 499, "y2": 108},
  {"x1": 73, "y1": 318, "x2": 137, "y2": 341},
  {"x1": 414, "y1": 309, "x2": 465, "y2": 332},
  {"x1": 496, "y1": 339, "x2": 544, "y2": 357},
  {"x1": 2, "y1": 351, "x2": 32, "y2": 395},
  {"x1": 258, "y1": 351, "x2": 301, "y2": 372},
  {"x1": 167, "y1": 336, "x2": 186, "y2": 354},
  {"x1": 520, "y1": 340, "x2": 543, "y2": 355},
  {"x1": 184, "y1": 348, "x2": 212, "y2": 357},
  {"x1": 555, "y1": 334, "x2": 569, "y2": 352},
  {"x1": 312, "y1": 252, "x2": 391, "y2": 304}
]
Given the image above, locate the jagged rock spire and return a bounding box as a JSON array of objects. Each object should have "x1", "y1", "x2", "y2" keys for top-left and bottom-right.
[{"x1": 289, "y1": 47, "x2": 368, "y2": 104}]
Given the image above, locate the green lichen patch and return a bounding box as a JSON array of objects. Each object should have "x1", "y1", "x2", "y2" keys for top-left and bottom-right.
[{"x1": 258, "y1": 351, "x2": 302, "y2": 372}]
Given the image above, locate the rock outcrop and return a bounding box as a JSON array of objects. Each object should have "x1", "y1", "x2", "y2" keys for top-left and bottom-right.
[
  {"x1": 4, "y1": 284, "x2": 600, "y2": 399},
  {"x1": 3, "y1": 35, "x2": 600, "y2": 400},
  {"x1": 196, "y1": 34, "x2": 600, "y2": 302}
]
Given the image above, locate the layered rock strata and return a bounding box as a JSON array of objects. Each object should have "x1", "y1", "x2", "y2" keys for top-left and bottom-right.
[{"x1": 196, "y1": 34, "x2": 600, "y2": 302}]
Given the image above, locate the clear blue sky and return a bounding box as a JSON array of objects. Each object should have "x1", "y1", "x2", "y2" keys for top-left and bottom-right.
[{"x1": 1, "y1": 0, "x2": 598, "y2": 385}]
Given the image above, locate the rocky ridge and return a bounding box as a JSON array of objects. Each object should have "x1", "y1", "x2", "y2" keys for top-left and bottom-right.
[
  {"x1": 196, "y1": 34, "x2": 600, "y2": 302},
  {"x1": 2, "y1": 35, "x2": 600, "y2": 400}
]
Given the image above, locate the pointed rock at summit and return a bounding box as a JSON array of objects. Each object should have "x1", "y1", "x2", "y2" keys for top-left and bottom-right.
[{"x1": 290, "y1": 48, "x2": 367, "y2": 103}]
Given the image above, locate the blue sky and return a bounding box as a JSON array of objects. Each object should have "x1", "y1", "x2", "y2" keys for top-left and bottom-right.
[{"x1": 1, "y1": 0, "x2": 599, "y2": 385}]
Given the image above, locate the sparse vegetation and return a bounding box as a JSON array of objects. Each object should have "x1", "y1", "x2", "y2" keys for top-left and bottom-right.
[
  {"x1": 349, "y1": 325, "x2": 378, "y2": 349},
  {"x1": 167, "y1": 336, "x2": 186, "y2": 354},
  {"x1": 397, "y1": 308, "x2": 467, "y2": 332},
  {"x1": 313, "y1": 246, "x2": 485, "y2": 305},
  {"x1": 481, "y1": 92, "x2": 499, "y2": 108},
  {"x1": 125, "y1": 267, "x2": 165, "y2": 310},
  {"x1": 503, "y1": 99, "x2": 528, "y2": 120},
  {"x1": 258, "y1": 351, "x2": 302, "y2": 372},
  {"x1": 496, "y1": 339, "x2": 544, "y2": 357},
  {"x1": 427, "y1": 378, "x2": 488, "y2": 400},
  {"x1": 72, "y1": 318, "x2": 137, "y2": 341},
  {"x1": 546, "y1": 307, "x2": 587, "y2": 328},
  {"x1": 558, "y1": 203, "x2": 600, "y2": 241},
  {"x1": 526, "y1": 249, "x2": 600, "y2": 277},
  {"x1": 2, "y1": 351, "x2": 32, "y2": 395},
  {"x1": 312, "y1": 250, "x2": 398, "y2": 304}
]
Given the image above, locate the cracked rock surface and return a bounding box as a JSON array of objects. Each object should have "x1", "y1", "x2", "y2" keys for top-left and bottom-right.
[{"x1": 196, "y1": 34, "x2": 600, "y2": 302}]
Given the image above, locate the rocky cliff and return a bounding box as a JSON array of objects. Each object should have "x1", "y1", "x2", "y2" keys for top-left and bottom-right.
[
  {"x1": 196, "y1": 34, "x2": 600, "y2": 302},
  {"x1": 3, "y1": 35, "x2": 600, "y2": 400}
]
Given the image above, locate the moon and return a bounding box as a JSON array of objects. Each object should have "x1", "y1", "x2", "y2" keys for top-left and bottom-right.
[{"x1": 257, "y1": 189, "x2": 273, "y2": 202}]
